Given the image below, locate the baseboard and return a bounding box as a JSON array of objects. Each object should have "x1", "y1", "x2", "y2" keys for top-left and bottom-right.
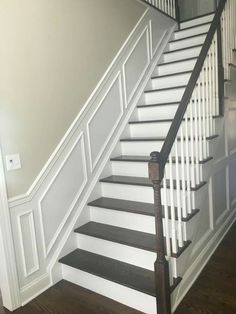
[{"x1": 20, "y1": 273, "x2": 51, "y2": 306}]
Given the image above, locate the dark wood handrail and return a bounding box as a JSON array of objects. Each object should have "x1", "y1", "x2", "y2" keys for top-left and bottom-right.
[{"x1": 158, "y1": 0, "x2": 227, "y2": 173}]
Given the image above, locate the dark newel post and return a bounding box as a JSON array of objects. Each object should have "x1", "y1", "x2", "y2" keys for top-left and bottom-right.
[
  {"x1": 217, "y1": 22, "x2": 225, "y2": 116},
  {"x1": 148, "y1": 152, "x2": 171, "y2": 314}
]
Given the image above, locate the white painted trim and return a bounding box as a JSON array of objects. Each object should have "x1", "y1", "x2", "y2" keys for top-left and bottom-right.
[
  {"x1": 123, "y1": 26, "x2": 150, "y2": 105},
  {"x1": 17, "y1": 210, "x2": 40, "y2": 278},
  {"x1": 87, "y1": 73, "x2": 124, "y2": 171},
  {"x1": 38, "y1": 132, "x2": 87, "y2": 257},
  {"x1": 173, "y1": 209, "x2": 236, "y2": 312},
  {"x1": 0, "y1": 146, "x2": 21, "y2": 310},
  {"x1": 8, "y1": 8, "x2": 149, "y2": 206}
]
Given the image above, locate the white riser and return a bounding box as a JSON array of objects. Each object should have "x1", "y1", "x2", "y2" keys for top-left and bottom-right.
[
  {"x1": 174, "y1": 24, "x2": 210, "y2": 40},
  {"x1": 120, "y1": 140, "x2": 163, "y2": 156},
  {"x1": 151, "y1": 72, "x2": 191, "y2": 89},
  {"x1": 62, "y1": 265, "x2": 157, "y2": 314},
  {"x1": 163, "y1": 46, "x2": 201, "y2": 63},
  {"x1": 144, "y1": 87, "x2": 185, "y2": 105},
  {"x1": 129, "y1": 121, "x2": 171, "y2": 137},
  {"x1": 101, "y1": 182, "x2": 190, "y2": 205},
  {"x1": 180, "y1": 14, "x2": 214, "y2": 30},
  {"x1": 89, "y1": 207, "x2": 189, "y2": 240},
  {"x1": 77, "y1": 234, "x2": 156, "y2": 270},
  {"x1": 157, "y1": 59, "x2": 196, "y2": 76},
  {"x1": 90, "y1": 207, "x2": 155, "y2": 234},
  {"x1": 111, "y1": 161, "x2": 189, "y2": 180},
  {"x1": 137, "y1": 104, "x2": 179, "y2": 120},
  {"x1": 169, "y1": 34, "x2": 206, "y2": 50},
  {"x1": 121, "y1": 140, "x2": 196, "y2": 157}
]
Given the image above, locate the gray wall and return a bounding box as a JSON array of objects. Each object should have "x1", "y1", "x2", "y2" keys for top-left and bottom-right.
[
  {"x1": 179, "y1": 0, "x2": 216, "y2": 21},
  {"x1": 0, "y1": 0, "x2": 145, "y2": 198}
]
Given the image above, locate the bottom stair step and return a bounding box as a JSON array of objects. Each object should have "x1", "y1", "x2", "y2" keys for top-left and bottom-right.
[
  {"x1": 59, "y1": 249, "x2": 181, "y2": 297},
  {"x1": 59, "y1": 249, "x2": 156, "y2": 297}
]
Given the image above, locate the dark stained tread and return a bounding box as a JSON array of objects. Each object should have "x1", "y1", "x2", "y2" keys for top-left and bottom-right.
[
  {"x1": 206, "y1": 134, "x2": 219, "y2": 140},
  {"x1": 59, "y1": 248, "x2": 156, "y2": 297},
  {"x1": 164, "y1": 44, "x2": 202, "y2": 55},
  {"x1": 152, "y1": 70, "x2": 192, "y2": 80},
  {"x1": 180, "y1": 11, "x2": 215, "y2": 23},
  {"x1": 144, "y1": 85, "x2": 187, "y2": 93},
  {"x1": 137, "y1": 101, "x2": 179, "y2": 108},
  {"x1": 158, "y1": 56, "x2": 197, "y2": 67},
  {"x1": 100, "y1": 175, "x2": 206, "y2": 192},
  {"x1": 174, "y1": 21, "x2": 211, "y2": 33},
  {"x1": 120, "y1": 136, "x2": 219, "y2": 142},
  {"x1": 129, "y1": 119, "x2": 173, "y2": 124},
  {"x1": 74, "y1": 222, "x2": 192, "y2": 258},
  {"x1": 120, "y1": 137, "x2": 166, "y2": 142},
  {"x1": 110, "y1": 155, "x2": 213, "y2": 165},
  {"x1": 88, "y1": 197, "x2": 200, "y2": 222},
  {"x1": 169, "y1": 32, "x2": 208, "y2": 44}
]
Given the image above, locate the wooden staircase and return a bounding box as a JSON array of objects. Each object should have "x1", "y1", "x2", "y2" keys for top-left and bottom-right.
[{"x1": 57, "y1": 13, "x2": 214, "y2": 313}]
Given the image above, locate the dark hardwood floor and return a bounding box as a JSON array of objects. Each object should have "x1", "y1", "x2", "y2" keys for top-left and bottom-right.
[
  {"x1": 175, "y1": 221, "x2": 236, "y2": 314},
  {"x1": 0, "y1": 281, "x2": 142, "y2": 314},
  {"x1": 0, "y1": 222, "x2": 235, "y2": 313}
]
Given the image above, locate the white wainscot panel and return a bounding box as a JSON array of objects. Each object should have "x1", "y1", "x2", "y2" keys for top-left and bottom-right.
[
  {"x1": 87, "y1": 73, "x2": 123, "y2": 170},
  {"x1": 229, "y1": 154, "x2": 236, "y2": 207},
  {"x1": 213, "y1": 167, "x2": 227, "y2": 223},
  {"x1": 150, "y1": 20, "x2": 167, "y2": 55},
  {"x1": 39, "y1": 134, "x2": 87, "y2": 256},
  {"x1": 18, "y1": 211, "x2": 39, "y2": 278},
  {"x1": 123, "y1": 27, "x2": 150, "y2": 105},
  {"x1": 227, "y1": 108, "x2": 236, "y2": 155}
]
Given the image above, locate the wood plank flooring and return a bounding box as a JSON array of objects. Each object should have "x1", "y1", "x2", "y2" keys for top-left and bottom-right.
[
  {"x1": 175, "y1": 221, "x2": 236, "y2": 314},
  {"x1": 0, "y1": 222, "x2": 235, "y2": 313},
  {"x1": 0, "y1": 280, "x2": 142, "y2": 314}
]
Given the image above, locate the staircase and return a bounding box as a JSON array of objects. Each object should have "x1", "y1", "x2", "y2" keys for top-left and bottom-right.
[{"x1": 58, "y1": 1, "x2": 236, "y2": 313}]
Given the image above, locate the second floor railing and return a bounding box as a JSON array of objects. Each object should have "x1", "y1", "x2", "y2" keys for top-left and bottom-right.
[{"x1": 142, "y1": 0, "x2": 179, "y2": 20}]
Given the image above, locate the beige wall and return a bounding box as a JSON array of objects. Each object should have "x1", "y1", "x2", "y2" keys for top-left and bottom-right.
[{"x1": 0, "y1": 0, "x2": 145, "y2": 198}]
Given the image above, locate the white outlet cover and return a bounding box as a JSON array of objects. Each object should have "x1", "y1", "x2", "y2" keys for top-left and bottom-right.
[{"x1": 6, "y1": 154, "x2": 21, "y2": 171}]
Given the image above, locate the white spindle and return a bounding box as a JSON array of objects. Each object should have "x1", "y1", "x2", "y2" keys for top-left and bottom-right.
[{"x1": 168, "y1": 150, "x2": 178, "y2": 254}]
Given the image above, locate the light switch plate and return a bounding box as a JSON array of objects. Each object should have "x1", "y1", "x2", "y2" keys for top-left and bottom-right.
[{"x1": 6, "y1": 154, "x2": 21, "y2": 171}]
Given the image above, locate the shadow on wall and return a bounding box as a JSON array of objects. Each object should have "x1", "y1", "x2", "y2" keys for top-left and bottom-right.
[{"x1": 178, "y1": 0, "x2": 217, "y2": 21}]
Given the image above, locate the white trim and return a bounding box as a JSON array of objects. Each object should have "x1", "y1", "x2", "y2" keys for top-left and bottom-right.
[
  {"x1": 0, "y1": 146, "x2": 21, "y2": 310},
  {"x1": 8, "y1": 8, "x2": 149, "y2": 206},
  {"x1": 87, "y1": 73, "x2": 124, "y2": 171},
  {"x1": 17, "y1": 210, "x2": 40, "y2": 278},
  {"x1": 38, "y1": 132, "x2": 87, "y2": 257}
]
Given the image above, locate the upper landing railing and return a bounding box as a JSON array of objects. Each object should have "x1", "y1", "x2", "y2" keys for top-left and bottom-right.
[{"x1": 142, "y1": 0, "x2": 179, "y2": 20}]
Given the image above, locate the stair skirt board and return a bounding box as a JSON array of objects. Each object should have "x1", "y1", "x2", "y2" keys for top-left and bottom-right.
[{"x1": 57, "y1": 12, "x2": 219, "y2": 314}]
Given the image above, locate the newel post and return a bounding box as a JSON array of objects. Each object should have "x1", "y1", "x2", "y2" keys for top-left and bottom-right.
[{"x1": 148, "y1": 152, "x2": 171, "y2": 314}]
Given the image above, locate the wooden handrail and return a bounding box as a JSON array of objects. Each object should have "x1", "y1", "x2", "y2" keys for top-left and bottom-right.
[
  {"x1": 149, "y1": 1, "x2": 227, "y2": 313},
  {"x1": 158, "y1": 0, "x2": 226, "y2": 173}
]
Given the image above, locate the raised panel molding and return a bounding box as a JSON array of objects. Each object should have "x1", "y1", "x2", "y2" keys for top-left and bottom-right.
[
  {"x1": 17, "y1": 211, "x2": 39, "y2": 278},
  {"x1": 7, "y1": 7, "x2": 178, "y2": 305},
  {"x1": 87, "y1": 73, "x2": 124, "y2": 171},
  {"x1": 39, "y1": 133, "x2": 87, "y2": 257},
  {"x1": 123, "y1": 26, "x2": 150, "y2": 106}
]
